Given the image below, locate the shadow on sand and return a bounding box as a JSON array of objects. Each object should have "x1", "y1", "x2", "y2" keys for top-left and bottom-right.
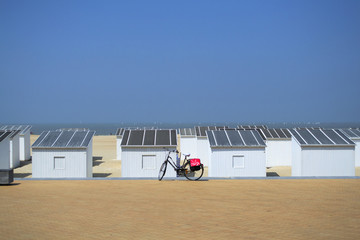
[
  {"x1": 93, "y1": 173, "x2": 112, "y2": 178},
  {"x1": 14, "y1": 173, "x2": 32, "y2": 178},
  {"x1": 93, "y1": 156, "x2": 104, "y2": 167},
  {"x1": 267, "y1": 172, "x2": 280, "y2": 177}
]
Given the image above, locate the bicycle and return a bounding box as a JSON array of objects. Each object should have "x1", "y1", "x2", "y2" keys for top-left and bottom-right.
[{"x1": 158, "y1": 150, "x2": 204, "y2": 181}]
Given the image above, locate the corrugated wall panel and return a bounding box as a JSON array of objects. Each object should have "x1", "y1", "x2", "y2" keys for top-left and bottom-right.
[
  {"x1": 0, "y1": 138, "x2": 10, "y2": 169},
  {"x1": 197, "y1": 138, "x2": 210, "y2": 166},
  {"x1": 291, "y1": 138, "x2": 302, "y2": 176},
  {"x1": 86, "y1": 139, "x2": 93, "y2": 178},
  {"x1": 209, "y1": 148, "x2": 266, "y2": 177},
  {"x1": 116, "y1": 137, "x2": 122, "y2": 160},
  {"x1": 354, "y1": 140, "x2": 360, "y2": 167},
  {"x1": 302, "y1": 147, "x2": 355, "y2": 177},
  {"x1": 10, "y1": 135, "x2": 20, "y2": 168},
  {"x1": 121, "y1": 147, "x2": 177, "y2": 178},
  {"x1": 32, "y1": 149, "x2": 88, "y2": 178},
  {"x1": 24, "y1": 131, "x2": 31, "y2": 160},
  {"x1": 180, "y1": 137, "x2": 197, "y2": 159},
  {"x1": 265, "y1": 139, "x2": 292, "y2": 167}
]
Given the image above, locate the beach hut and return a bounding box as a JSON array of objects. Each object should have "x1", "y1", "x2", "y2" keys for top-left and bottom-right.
[
  {"x1": 194, "y1": 126, "x2": 219, "y2": 167},
  {"x1": 178, "y1": 128, "x2": 197, "y2": 159},
  {"x1": 340, "y1": 128, "x2": 360, "y2": 167},
  {"x1": 0, "y1": 131, "x2": 13, "y2": 184},
  {"x1": 259, "y1": 128, "x2": 292, "y2": 167},
  {"x1": 0, "y1": 131, "x2": 12, "y2": 169},
  {"x1": 207, "y1": 130, "x2": 266, "y2": 177},
  {"x1": 0, "y1": 125, "x2": 32, "y2": 161},
  {"x1": 121, "y1": 129, "x2": 177, "y2": 178},
  {"x1": 116, "y1": 128, "x2": 125, "y2": 160},
  {"x1": 290, "y1": 128, "x2": 355, "y2": 177},
  {"x1": 32, "y1": 130, "x2": 95, "y2": 178},
  {"x1": 9, "y1": 130, "x2": 21, "y2": 169}
]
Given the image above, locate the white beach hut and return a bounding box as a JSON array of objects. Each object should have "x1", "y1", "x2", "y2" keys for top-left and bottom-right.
[
  {"x1": 259, "y1": 128, "x2": 292, "y2": 167},
  {"x1": 121, "y1": 129, "x2": 177, "y2": 178},
  {"x1": 0, "y1": 131, "x2": 12, "y2": 169},
  {"x1": 207, "y1": 130, "x2": 266, "y2": 177},
  {"x1": 9, "y1": 130, "x2": 21, "y2": 169},
  {"x1": 0, "y1": 125, "x2": 32, "y2": 161},
  {"x1": 32, "y1": 130, "x2": 95, "y2": 178},
  {"x1": 116, "y1": 128, "x2": 125, "y2": 160},
  {"x1": 178, "y1": 128, "x2": 197, "y2": 159},
  {"x1": 195, "y1": 126, "x2": 224, "y2": 167},
  {"x1": 290, "y1": 128, "x2": 355, "y2": 177},
  {"x1": 340, "y1": 128, "x2": 360, "y2": 167}
]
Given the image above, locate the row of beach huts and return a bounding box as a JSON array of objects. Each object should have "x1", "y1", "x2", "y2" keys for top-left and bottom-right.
[{"x1": 0, "y1": 125, "x2": 359, "y2": 182}]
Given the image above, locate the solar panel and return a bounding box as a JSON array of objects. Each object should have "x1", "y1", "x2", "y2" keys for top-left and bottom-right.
[
  {"x1": 207, "y1": 131, "x2": 216, "y2": 146},
  {"x1": 143, "y1": 130, "x2": 155, "y2": 145},
  {"x1": 296, "y1": 129, "x2": 320, "y2": 145},
  {"x1": 322, "y1": 130, "x2": 348, "y2": 145},
  {"x1": 308, "y1": 129, "x2": 333, "y2": 145},
  {"x1": 239, "y1": 131, "x2": 259, "y2": 146},
  {"x1": 213, "y1": 131, "x2": 230, "y2": 146},
  {"x1": 32, "y1": 132, "x2": 48, "y2": 147},
  {"x1": 253, "y1": 131, "x2": 266, "y2": 145},
  {"x1": 67, "y1": 131, "x2": 87, "y2": 147},
  {"x1": 156, "y1": 130, "x2": 170, "y2": 145},
  {"x1": 52, "y1": 131, "x2": 75, "y2": 147},
  {"x1": 0, "y1": 131, "x2": 12, "y2": 142},
  {"x1": 39, "y1": 131, "x2": 62, "y2": 147},
  {"x1": 341, "y1": 129, "x2": 358, "y2": 138},
  {"x1": 268, "y1": 129, "x2": 279, "y2": 138},
  {"x1": 81, "y1": 131, "x2": 95, "y2": 147},
  {"x1": 282, "y1": 129, "x2": 292, "y2": 138},
  {"x1": 289, "y1": 129, "x2": 306, "y2": 145},
  {"x1": 170, "y1": 130, "x2": 177, "y2": 145},
  {"x1": 226, "y1": 130, "x2": 244, "y2": 146},
  {"x1": 351, "y1": 129, "x2": 360, "y2": 137},
  {"x1": 334, "y1": 130, "x2": 355, "y2": 144},
  {"x1": 275, "y1": 129, "x2": 286, "y2": 138},
  {"x1": 256, "y1": 129, "x2": 266, "y2": 140},
  {"x1": 262, "y1": 129, "x2": 272, "y2": 138},
  {"x1": 121, "y1": 130, "x2": 130, "y2": 145},
  {"x1": 199, "y1": 127, "x2": 207, "y2": 136},
  {"x1": 195, "y1": 127, "x2": 201, "y2": 136},
  {"x1": 128, "y1": 130, "x2": 144, "y2": 145}
]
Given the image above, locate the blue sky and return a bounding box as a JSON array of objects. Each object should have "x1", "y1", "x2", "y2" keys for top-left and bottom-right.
[{"x1": 1, "y1": 0, "x2": 359, "y2": 124}]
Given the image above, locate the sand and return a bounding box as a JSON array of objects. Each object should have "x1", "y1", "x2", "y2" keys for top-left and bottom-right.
[{"x1": 1, "y1": 179, "x2": 360, "y2": 239}]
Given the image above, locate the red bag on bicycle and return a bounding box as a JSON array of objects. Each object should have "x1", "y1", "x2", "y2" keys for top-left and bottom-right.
[{"x1": 190, "y1": 158, "x2": 201, "y2": 171}]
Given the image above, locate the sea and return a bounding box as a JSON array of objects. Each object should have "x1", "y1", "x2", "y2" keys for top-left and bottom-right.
[{"x1": 2, "y1": 122, "x2": 359, "y2": 135}]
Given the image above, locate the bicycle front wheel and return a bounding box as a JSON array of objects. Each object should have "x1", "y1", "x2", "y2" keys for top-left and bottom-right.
[
  {"x1": 158, "y1": 161, "x2": 168, "y2": 181},
  {"x1": 184, "y1": 162, "x2": 204, "y2": 181}
]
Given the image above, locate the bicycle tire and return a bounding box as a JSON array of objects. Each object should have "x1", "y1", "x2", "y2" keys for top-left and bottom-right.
[
  {"x1": 158, "y1": 161, "x2": 167, "y2": 181},
  {"x1": 184, "y1": 162, "x2": 204, "y2": 181}
]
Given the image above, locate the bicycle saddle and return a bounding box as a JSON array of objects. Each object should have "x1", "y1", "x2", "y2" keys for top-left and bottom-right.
[{"x1": 182, "y1": 153, "x2": 191, "y2": 157}]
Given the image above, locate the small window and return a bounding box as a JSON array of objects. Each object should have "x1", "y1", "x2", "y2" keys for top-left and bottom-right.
[
  {"x1": 142, "y1": 155, "x2": 156, "y2": 170},
  {"x1": 233, "y1": 155, "x2": 244, "y2": 168},
  {"x1": 54, "y1": 157, "x2": 65, "y2": 170}
]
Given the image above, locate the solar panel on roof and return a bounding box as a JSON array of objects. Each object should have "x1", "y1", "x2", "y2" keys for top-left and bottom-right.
[
  {"x1": 40, "y1": 131, "x2": 62, "y2": 147},
  {"x1": 239, "y1": 131, "x2": 259, "y2": 146},
  {"x1": 334, "y1": 130, "x2": 354, "y2": 144},
  {"x1": 52, "y1": 131, "x2": 75, "y2": 147},
  {"x1": 199, "y1": 127, "x2": 207, "y2": 136},
  {"x1": 67, "y1": 131, "x2": 87, "y2": 147},
  {"x1": 308, "y1": 129, "x2": 333, "y2": 145},
  {"x1": 170, "y1": 130, "x2": 177, "y2": 145},
  {"x1": 256, "y1": 129, "x2": 266, "y2": 140},
  {"x1": 253, "y1": 131, "x2": 266, "y2": 145},
  {"x1": 81, "y1": 131, "x2": 95, "y2": 147},
  {"x1": 296, "y1": 129, "x2": 319, "y2": 145},
  {"x1": 321, "y1": 130, "x2": 348, "y2": 145},
  {"x1": 121, "y1": 130, "x2": 130, "y2": 145},
  {"x1": 156, "y1": 130, "x2": 170, "y2": 145},
  {"x1": 195, "y1": 127, "x2": 201, "y2": 136},
  {"x1": 268, "y1": 129, "x2": 279, "y2": 138},
  {"x1": 128, "y1": 130, "x2": 144, "y2": 145},
  {"x1": 207, "y1": 131, "x2": 216, "y2": 146},
  {"x1": 282, "y1": 129, "x2": 292, "y2": 138},
  {"x1": 351, "y1": 129, "x2": 360, "y2": 137},
  {"x1": 143, "y1": 130, "x2": 155, "y2": 145},
  {"x1": 213, "y1": 131, "x2": 230, "y2": 146},
  {"x1": 289, "y1": 129, "x2": 307, "y2": 145},
  {"x1": 262, "y1": 129, "x2": 272, "y2": 138},
  {"x1": 32, "y1": 132, "x2": 48, "y2": 147},
  {"x1": 342, "y1": 129, "x2": 358, "y2": 138},
  {"x1": 275, "y1": 129, "x2": 286, "y2": 138},
  {"x1": 0, "y1": 131, "x2": 12, "y2": 142},
  {"x1": 226, "y1": 130, "x2": 244, "y2": 146}
]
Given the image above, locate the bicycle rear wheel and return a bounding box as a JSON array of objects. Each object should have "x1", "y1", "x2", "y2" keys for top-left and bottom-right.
[
  {"x1": 158, "y1": 161, "x2": 167, "y2": 181},
  {"x1": 184, "y1": 162, "x2": 204, "y2": 181}
]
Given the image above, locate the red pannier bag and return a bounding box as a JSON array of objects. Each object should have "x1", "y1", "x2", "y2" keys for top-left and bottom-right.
[{"x1": 190, "y1": 158, "x2": 201, "y2": 171}]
